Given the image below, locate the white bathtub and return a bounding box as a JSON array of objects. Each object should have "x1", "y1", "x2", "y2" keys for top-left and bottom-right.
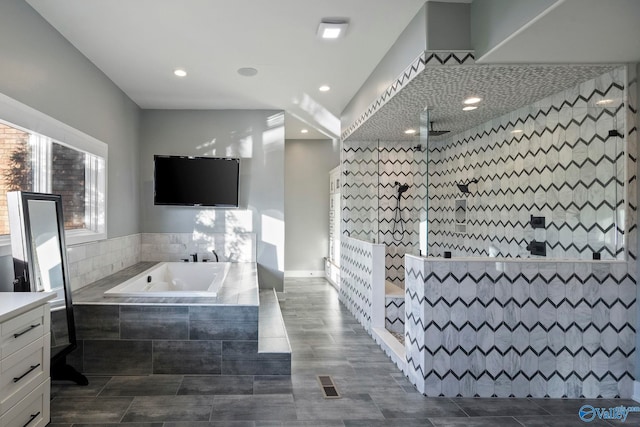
[{"x1": 104, "y1": 262, "x2": 230, "y2": 297}]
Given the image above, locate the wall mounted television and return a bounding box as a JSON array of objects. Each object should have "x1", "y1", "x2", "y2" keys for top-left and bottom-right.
[{"x1": 154, "y1": 155, "x2": 240, "y2": 207}]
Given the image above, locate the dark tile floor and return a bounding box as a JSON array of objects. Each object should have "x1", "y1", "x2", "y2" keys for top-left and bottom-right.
[{"x1": 49, "y1": 278, "x2": 639, "y2": 426}]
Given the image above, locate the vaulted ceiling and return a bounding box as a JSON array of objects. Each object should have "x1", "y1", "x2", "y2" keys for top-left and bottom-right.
[{"x1": 25, "y1": 0, "x2": 640, "y2": 141}]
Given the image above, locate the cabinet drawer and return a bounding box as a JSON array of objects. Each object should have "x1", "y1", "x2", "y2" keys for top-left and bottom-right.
[
  {"x1": 0, "y1": 377, "x2": 50, "y2": 427},
  {"x1": 1, "y1": 305, "x2": 49, "y2": 359},
  {"x1": 1, "y1": 334, "x2": 50, "y2": 415}
]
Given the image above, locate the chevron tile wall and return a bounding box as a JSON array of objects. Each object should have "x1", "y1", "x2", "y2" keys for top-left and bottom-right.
[
  {"x1": 404, "y1": 65, "x2": 638, "y2": 399},
  {"x1": 386, "y1": 295, "x2": 405, "y2": 334},
  {"x1": 428, "y1": 68, "x2": 627, "y2": 260}
]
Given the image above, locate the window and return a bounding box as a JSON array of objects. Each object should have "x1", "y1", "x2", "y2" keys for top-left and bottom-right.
[{"x1": 0, "y1": 93, "x2": 107, "y2": 254}]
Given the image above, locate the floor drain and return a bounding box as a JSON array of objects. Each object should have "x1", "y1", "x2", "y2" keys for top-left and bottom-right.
[{"x1": 317, "y1": 375, "x2": 341, "y2": 399}]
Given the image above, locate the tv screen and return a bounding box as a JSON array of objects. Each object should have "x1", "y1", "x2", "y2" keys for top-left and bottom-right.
[{"x1": 154, "y1": 155, "x2": 240, "y2": 207}]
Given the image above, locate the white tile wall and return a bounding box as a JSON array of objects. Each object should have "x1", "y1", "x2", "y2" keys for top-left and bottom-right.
[
  {"x1": 67, "y1": 234, "x2": 140, "y2": 291},
  {"x1": 67, "y1": 231, "x2": 256, "y2": 291}
]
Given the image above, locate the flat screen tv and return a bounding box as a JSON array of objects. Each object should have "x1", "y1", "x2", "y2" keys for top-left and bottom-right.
[{"x1": 154, "y1": 155, "x2": 240, "y2": 207}]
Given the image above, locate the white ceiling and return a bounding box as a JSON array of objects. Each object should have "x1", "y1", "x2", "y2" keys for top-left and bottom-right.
[{"x1": 25, "y1": 0, "x2": 427, "y2": 140}]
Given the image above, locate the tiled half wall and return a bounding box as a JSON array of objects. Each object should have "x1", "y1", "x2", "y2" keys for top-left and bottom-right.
[
  {"x1": 405, "y1": 256, "x2": 637, "y2": 398},
  {"x1": 428, "y1": 67, "x2": 628, "y2": 260},
  {"x1": 339, "y1": 236, "x2": 385, "y2": 331}
]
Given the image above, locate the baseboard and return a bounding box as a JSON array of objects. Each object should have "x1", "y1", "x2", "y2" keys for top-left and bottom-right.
[
  {"x1": 284, "y1": 270, "x2": 325, "y2": 278},
  {"x1": 633, "y1": 381, "x2": 640, "y2": 403}
]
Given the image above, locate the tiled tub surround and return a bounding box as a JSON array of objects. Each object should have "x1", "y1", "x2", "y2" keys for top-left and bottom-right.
[
  {"x1": 404, "y1": 255, "x2": 637, "y2": 398},
  {"x1": 64, "y1": 232, "x2": 256, "y2": 292},
  {"x1": 140, "y1": 232, "x2": 256, "y2": 263},
  {"x1": 69, "y1": 261, "x2": 290, "y2": 376},
  {"x1": 67, "y1": 234, "x2": 141, "y2": 291},
  {"x1": 427, "y1": 67, "x2": 628, "y2": 260}
]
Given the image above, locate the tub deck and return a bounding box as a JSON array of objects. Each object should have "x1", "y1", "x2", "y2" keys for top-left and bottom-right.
[{"x1": 73, "y1": 261, "x2": 258, "y2": 306}]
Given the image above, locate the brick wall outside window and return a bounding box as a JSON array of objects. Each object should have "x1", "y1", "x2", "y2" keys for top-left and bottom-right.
[
  {"x1": 52, "y1": 142, "x2": 86, "y2": 230},
  {"x1": 0, "y1": 123, "x2": 32, "y2": 234}
]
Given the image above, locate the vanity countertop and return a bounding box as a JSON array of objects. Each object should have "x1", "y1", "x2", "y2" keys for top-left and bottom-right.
[{"x1": 0, "y1": 292, "x2": 55, "y2": 322}]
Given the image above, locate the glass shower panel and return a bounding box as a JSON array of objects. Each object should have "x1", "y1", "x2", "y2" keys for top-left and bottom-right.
[
  {"x1": 420, "y1": 102, "x2": 623, "y2": 260},
  {"x1": 341, "y1": 139, "x2": 379, "y2": 242}
]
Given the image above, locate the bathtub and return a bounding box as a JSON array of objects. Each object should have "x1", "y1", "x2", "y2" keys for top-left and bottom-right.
[{"x1": 104, "y1": 262, "x2": 230, "y2": 297}]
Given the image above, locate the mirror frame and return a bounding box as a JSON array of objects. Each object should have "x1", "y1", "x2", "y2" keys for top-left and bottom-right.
[{"x1": 7, "y1": 191, "x2": 78, "y2": 365}]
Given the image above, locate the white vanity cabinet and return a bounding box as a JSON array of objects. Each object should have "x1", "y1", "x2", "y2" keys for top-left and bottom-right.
[{"x1": 0, "y1": 293, "x2": 54, "y2": 427}]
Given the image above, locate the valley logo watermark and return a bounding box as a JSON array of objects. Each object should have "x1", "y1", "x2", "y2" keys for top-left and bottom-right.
[{"x1": 579, "y1": 404, "x2": 640, "y2": 422}]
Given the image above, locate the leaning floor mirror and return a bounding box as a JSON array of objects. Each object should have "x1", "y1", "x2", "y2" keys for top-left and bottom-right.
[{"x1": 7, "y1": 191, "x2": 88, "y2": 385}]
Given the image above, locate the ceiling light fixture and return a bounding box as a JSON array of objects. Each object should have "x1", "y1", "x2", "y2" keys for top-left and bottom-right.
[
  {"x1": 596, "y1": 99, "x2": 614, "y2": 105},
  {"x1": 462, "y1": 106, "x2": 477, "y2": 111},
  {"x1": 463, "y1": 96, "x2": 482, "y2": 105},
  {"x1": 237, "y1": 67, "x2": 258, "y2": 77},
  {"x1": 301, "y1": 129, "x2": 309, "y2": 134},
  {"x1": 317, "y1": 19, "x2": 349, "y2": 39},
  {"x1": 404, "y1": 129, "x2": 417, "y2": 135},
  {"x1": 173, "y1": 68, "x2": 187, "y2": 77},
  {"x1": 319, "y1": 85, "x2": 331, "y2": 92},
  {"x1": 511, "y1": 129, "x2": 523, "y2": 134}
]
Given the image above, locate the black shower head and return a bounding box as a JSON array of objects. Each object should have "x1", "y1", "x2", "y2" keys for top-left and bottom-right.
[
  {"x1": 395, "y1": 181, "x2": 409, "y2": 196},
  {"x1": 429, "y1": 121, "x2": 450, "y2": 137},
  {"x1": 457, "y1": 183, "x2": 469, "y2": 194},
  {"x1": 457, "y1": 179, "x2": 478, "y2": 194}
]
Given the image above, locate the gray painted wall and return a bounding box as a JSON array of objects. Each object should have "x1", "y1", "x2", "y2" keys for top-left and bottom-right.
[
  {"x1": 471, "y1": 0, "x2": 559, "y2": 60},
  {"x1": 285, "y1": 139, "x2": 340, "y2": 272},
  {"x1": 426, "y1": 2, "x2": 471, "y2": 51},
  {"x1": 139, "y1": 109, "x2": 285, "y2": 291},
  {"x1": 0, "y1": 0, "x2": 140, "y2": 288},
  {"x1": 340, "y1": 4, "x2": 427, "y2": 133}
]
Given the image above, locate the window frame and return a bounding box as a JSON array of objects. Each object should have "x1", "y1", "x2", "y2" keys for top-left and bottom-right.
[{"x1": 0, "y1": 93, "x2": 108, "y2": 256}]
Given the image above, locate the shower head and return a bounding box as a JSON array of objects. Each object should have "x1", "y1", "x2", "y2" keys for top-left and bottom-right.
[
  {"x1": 429, "y1": 121, "x2": 450, "y2": 137},
  {"x1": 457, "y1": 179, "x2": 478, "y2": 195},
  {"x1": 395, "y1": 181, "x2": 409, "y2": 196},
  {"x1": 457, "y1": 183, "x2": 469, "y2": 194}
]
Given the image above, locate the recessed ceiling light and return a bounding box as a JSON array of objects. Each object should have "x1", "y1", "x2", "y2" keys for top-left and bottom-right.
[
  {"x1": 463, "y1": 97, "x2": 482, "y2": 105},
  {"x1": 596, "y1": 99, "x2": 614, "y2": 105},
  {"x1": 301, "y1": 129, "x2": 309, "y2": 134},
  {"x1": 317, "y1": 20, "x2": 349, "y2": 39},
  {"x1": 462, "y1": 106, "x2": 477, "y2": 111},
  {"x1": 237, "y1": 67, "x2": 258, "y2": 77},
  {"x1": 319, "y1": 85, "x2": 331, "y2": 92},
  {"x1": 404, "y1": 129, "x2": 417, "y2": 135},
  {"x1": 173, "y1": 68, "x2": 187, "y2": 77}
]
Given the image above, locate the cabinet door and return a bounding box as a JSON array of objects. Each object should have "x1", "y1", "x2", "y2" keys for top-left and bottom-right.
[
  {"x1": 0, "y1": 305, "x2": 48, "y2": 359},
  {"x1": 0, "y1": 378, "x2": 50, "y2": 427},
  {"x1": 0, "y1": 334, "x2": 50, "y2": 414}
]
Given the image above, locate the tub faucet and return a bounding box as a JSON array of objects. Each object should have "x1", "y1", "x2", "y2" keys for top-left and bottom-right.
[
  {"x1": 190, "y1": 253, "x2": 198, "y2": 262},
  {"x1": 211, "y1": 250, "x2": 219, "y2": 262}
]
